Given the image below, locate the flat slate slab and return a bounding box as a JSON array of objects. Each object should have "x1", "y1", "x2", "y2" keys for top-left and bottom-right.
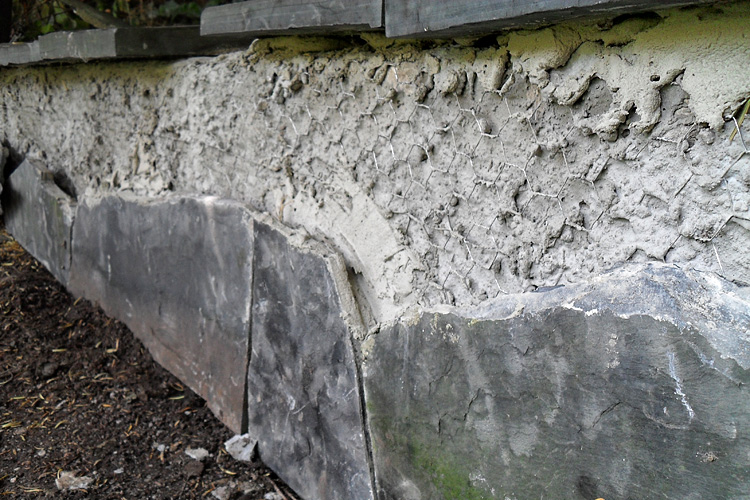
[
  {"x1": 385, "y1": 0, "x2": 718, "y2": 37},
  {"x1": 0, "y1": 41, "x2": 40, "y2": 66},
  {"x1": 364, "y1": 264, "x2": 750, "y2": 499},
  {"x1": 2, "y1": 159, "x2": 76, "y2": 286},
  {"x1": 68, "y1": 195, "x2": 255, "y2": 433},
  {"x1": 201, "y1": 0, "x2": 383, "y2": 36},
  {"x1": 247, "y1": 221, "x2": 374, "y2": 500},
  {"x1": 1, "y1": 27, "x2": 254, "y2": 67}
]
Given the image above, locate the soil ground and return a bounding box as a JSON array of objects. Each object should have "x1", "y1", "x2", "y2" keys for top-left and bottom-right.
[{"x1": 0, "y1": 223, "x2": 300, "y2": 499}]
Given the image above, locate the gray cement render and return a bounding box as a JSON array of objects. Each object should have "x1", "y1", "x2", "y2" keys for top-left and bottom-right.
[
  {"x1": 2, "y1": 3, "x2": 749, "y2": 324},
  {"x1": 3, "y1": 159, "x2": 75, "y2": 286},
  {"x1": 68, "y1": 195, "x2": 255, "y2": 433},
  {"x1": 248, "y1": 222, "x2": 374, "y2": 500},
  {"x1": 364, "y1": 264, "x2": 750, "y2": 499}
]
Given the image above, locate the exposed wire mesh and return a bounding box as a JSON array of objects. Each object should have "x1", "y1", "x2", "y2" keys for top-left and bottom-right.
[{"x1": 3, "y1": 47, "x2": 748, "y2": 308}]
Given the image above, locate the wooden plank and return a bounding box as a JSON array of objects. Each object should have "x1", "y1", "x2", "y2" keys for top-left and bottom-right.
[
  {"x1": 113, "y1": 27, "x2": 253, "y2": 57},
  {"x1": 385, "y1": 0, "x2": 718, "y2": 37},
  {"x1": 201, "y1": 0, "x2": 383, "y2": 37}
]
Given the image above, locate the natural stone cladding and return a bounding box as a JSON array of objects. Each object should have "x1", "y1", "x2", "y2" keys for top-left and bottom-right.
[
  {"x1": 2, "y1": 160, "x2": 374, "y2": 500},
  {"x1": 5, "y1": 154, "x2": 750, "y2": 500},
  {"x1": 364, "y1": 265, "x2": 750, "y2": 499}
]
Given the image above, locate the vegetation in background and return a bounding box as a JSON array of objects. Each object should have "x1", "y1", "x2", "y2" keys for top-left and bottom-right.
[{"x1": 9, "y1": 0, "x2": 231, "y2": 42}]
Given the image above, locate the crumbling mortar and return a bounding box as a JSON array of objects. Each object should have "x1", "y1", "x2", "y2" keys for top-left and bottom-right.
[{"x1": 1, "y1": 3, "x2": 750, "y2": 323}]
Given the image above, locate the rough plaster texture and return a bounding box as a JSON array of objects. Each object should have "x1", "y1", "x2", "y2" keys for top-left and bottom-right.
[{"x1": 1, "y1": 2, "x2": 750, "y2": 325}]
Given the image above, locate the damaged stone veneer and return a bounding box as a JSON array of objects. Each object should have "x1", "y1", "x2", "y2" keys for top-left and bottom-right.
[{"x1": 2, "y1": 3, "x2": 750, "y2": 327}]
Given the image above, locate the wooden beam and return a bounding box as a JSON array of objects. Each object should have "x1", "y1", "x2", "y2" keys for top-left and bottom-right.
[{"x1": 385, "y1": 0, "x2": 719, "y2": 38}]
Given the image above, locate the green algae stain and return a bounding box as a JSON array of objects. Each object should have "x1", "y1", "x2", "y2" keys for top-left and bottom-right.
[{"x1": 409, "y1": 439, "x2": 491, "y2": 500}]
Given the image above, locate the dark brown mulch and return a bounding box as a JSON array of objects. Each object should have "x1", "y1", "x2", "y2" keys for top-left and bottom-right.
[{"x1": 0, "y1": 223, "x2": 299, "y2": 500}]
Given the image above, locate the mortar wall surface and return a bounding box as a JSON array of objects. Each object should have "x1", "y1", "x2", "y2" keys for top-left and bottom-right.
[{"x1": 1, "y1": 2, "x2": 750, "y2": 325}]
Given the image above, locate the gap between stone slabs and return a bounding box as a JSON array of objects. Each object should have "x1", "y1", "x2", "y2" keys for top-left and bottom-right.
[{"x1": 1, "y1": 158, "x2": 376, "y2": 500}]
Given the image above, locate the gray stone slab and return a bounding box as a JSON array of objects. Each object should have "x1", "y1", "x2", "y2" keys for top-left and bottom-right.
[
  {"x1": 247, "y1": 221, "x2": 374, "y2": 500},
  {"x1": 2, "y1": 159, "x2": 76, "y2": 286},
  {"x1": 364, "y1": 264, "x2": 750, "y2": 499},
  {"x1": 68, "y1": 195, "x2": 254, "y2": 433},
  {"x1": 385, "y1": 0, "x2": 718, "y2": 37},
  {"x1": 0, "y1": 41, "x2": 41, "y2": 66},
  {"x1": 35, "y1": 27, "x2": 251, "y2": 64},
  {"x1": 38, "y1": 30, "x2": 116, "y2": 60},
  {"x1": 201, "y1": 0, "x2": 383, "y2": 36},
  {"x1": 0, "y1": 146, "x2": 5, "y2": 216},
  {"x1": 113, "y1": 26, "x2": 254, "y2": 58}
]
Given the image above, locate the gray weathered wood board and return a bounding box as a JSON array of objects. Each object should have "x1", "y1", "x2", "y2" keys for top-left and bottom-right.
[
  {"x1": 201, "y1": 0, "x2": 383, "y2": 36},
  {"x1": 385, "y1": 0, "x2": 718, "y2": 37}
]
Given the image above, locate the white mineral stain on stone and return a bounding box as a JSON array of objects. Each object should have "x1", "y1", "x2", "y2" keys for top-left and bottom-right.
[{"x1": 668, "y1": 351, "x2": 695, "y2": 420}]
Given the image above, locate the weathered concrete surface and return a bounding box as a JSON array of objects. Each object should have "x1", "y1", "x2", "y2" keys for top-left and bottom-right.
[
  {"x1": 2, "y1": 159, "x2": 76, "y2": 285},
  {"x1": 68, "y1": 195, "x2": 255, "y2": 433},
  {"x1": 2, "y1": 3, "x2": 749, "y2": 322},
  {"x1": 201, "y1": 0, "x2": 383, "y2": 37},
  {"x1": 2, "y1": 4, "x2": 750, "y2": 499},
  {"x1": 247, "y1": 221, "x2": 374, "y2": 500},
  {"x1": 364, "y1": 264, "x2": 750, "y2": 500}
]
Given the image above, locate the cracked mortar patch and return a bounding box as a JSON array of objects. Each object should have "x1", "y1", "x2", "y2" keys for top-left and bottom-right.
[{"x1": 508, "y1": 3, "x2": 750, "y2": 131}]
